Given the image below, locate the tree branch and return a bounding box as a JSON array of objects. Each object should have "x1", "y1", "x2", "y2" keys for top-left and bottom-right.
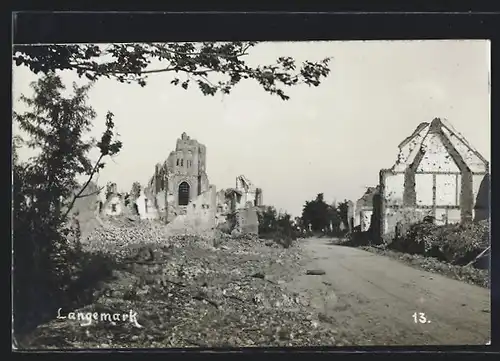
[
  {"x1": 465, "y1": 246, "x2": 490, "y2": 268},
  {"x1": 62, "y1": 153, "x2": 103, "y2": 220},
  {"x1": 74, "y1": 185, "x2": 105, "y2": 199},
  {"x1": 71, "y1": 60, "x2": 217, "y2": 77},
  {"x1": 154, "y1": 43, "x2": 251, "y2": 58}
]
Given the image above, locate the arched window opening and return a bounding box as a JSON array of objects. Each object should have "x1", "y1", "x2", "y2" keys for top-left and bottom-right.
[
  {"x1": 178, "y1": 182, "x2": 190, "y2": 206},
  {"x1": 181, "y1": 159, "x2": 184, "y2": 166},
  {"x1": 176, "y1": 159, "x2": 179, "y2": 166}
]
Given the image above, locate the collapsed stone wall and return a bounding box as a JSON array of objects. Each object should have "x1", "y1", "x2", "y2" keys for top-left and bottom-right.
[
  {"x1": 165, "y1": 186, "x2": 217, "y2": 235},
  {"x1": 234, "y1": 207, "x2": 259, "y2": 235},
  {"x1": 65, "y1": 181, "x2": 102, "y2": 240},
  {"x1": 136, "y1": 189, "x2": 160, "y2": 220},
  {"x1": 235, "y1": 175, "x2": 263, "y2": 208},
  {"x1": 102, "y1": 194, "x2": 128, "y2": 217}
]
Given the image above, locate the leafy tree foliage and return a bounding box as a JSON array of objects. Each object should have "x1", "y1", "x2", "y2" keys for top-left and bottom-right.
[
  {"x1": 13, "y1": 42, "x2": 332, "y2": 100},
  {"x1": 328, "y1": 204, "x2": 342, "y2": 233},
  {"x1": 258, "y1": 206, "x2": 278, "y2": 233},
  {"x1": 293, "y1": 216, "x2": 304, "y2": 231},
  {"x1": 257, "y1": 206, "x2": 299, "y2": 248},
  {"x1": 105, "y1": 182, "x2": 116, "y2": 200},
  {"x1": 337, "y1": 200, "x2": 350, "y2": 230},
  {"x1": 301, "y1": 193, "x2": 330, "y2": 232},
  {"x1": 301, "y1": 193, "x2": 342, "y2": 234},
  {"x1": 130, "y1": 181, "x2": 142, "y2": 199},
  {"x1": 13, "y1": 73, "x2": 121, "y2": 334}
]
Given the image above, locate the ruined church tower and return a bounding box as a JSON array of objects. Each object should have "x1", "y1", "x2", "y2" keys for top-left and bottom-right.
[
  {"x1": 147, "y1": 132, "x2": 210, "y2": 221},
  {"x1": 168, "y1": 132, "x2": 209, "y2": 205}
]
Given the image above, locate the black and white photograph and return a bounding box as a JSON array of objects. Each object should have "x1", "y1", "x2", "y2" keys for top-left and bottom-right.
[{"x1": 12, "y1": 37, "x2": 491, "y2": 349}]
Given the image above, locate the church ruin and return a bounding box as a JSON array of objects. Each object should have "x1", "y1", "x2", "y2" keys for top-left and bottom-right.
[
  {"x1": 135, "y1": 132, "x2": 263, "y2": 235},
  {"x1": 143, "y1": 132, "x2": 211, "y2": 222}
]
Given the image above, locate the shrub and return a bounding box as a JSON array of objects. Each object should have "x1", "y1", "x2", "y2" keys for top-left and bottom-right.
[
  {"x1": 13, "y1": 213, "x2": 118, "y2": 334},
  {"x1": 343, "y1": 229, "x2": 371, "y2": 247},
  {"x1": 389, "y1": 220, "x2": 490, "y2": 266},
  {"x1": 257, "y1": 206, "x2": 300, "y2": 247}
]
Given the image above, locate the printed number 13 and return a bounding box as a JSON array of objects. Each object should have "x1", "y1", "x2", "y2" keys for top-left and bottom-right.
[{"x1": 413, "y1": 312, "x2": 428, "y2": 324}]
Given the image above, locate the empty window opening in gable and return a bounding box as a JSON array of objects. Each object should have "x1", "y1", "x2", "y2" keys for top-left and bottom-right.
[{"x1": 111, "y1": 204, "x2": 117, "y2": 213}]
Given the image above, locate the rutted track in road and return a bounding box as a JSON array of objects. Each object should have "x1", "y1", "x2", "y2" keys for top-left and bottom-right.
[{"x1": 285, "y1": 238, "x2": 491, "y2": 346}]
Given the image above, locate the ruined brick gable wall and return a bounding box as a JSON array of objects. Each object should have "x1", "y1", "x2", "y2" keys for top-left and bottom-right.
[
  {"x1": 379, "y1": 118, "x2": 489, "y2": 243},
  {"x1": 440, "y1": 124, "x2": 489, "y2": 221},
  {"x1": 379, "y1": 170, "x2": 427, "y2": 243}
]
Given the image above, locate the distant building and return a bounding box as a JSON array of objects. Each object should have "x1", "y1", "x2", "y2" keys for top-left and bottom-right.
[
  {"x1": 135, "y1": 188, "x2": 159, "y2": 220},
  {"x1": 101, "y1": 183, "x2": 127, "y2": 217},
  {"x1": 354, "y1": 186, "x2": 380, "y2": 232},
  {"x1": 139, "y1": 132, "x2": 263, "y2": 235}
]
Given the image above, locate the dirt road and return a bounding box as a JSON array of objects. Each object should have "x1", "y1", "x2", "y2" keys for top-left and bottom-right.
[{"x1": 285, "y1": 238, "x2": 491, "y2": 346}]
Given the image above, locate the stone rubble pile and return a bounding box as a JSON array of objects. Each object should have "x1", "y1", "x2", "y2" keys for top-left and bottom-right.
[
  {"x1": 81, "y1": 217, "x2": 175, "y2": 259},
  {"x1": 24, "y1": 217, "x2": 344, "y2": 349}
]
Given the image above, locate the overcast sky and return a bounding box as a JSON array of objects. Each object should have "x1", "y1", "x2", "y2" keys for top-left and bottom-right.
[{"x1": 12, "y1": 40, "x2": 491, "y2": 217}]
